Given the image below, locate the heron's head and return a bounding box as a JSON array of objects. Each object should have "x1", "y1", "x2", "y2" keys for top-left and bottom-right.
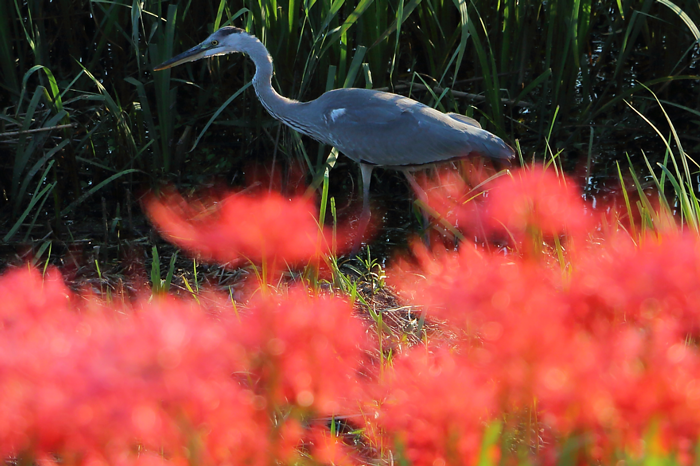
[{"x1": 154, "y1": 27, "x2": 252, "y2": 71}]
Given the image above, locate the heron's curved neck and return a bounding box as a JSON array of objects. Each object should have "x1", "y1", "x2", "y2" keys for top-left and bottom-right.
[{"x1": 240, "y1": 34, "x2": 301, "y2": 122}]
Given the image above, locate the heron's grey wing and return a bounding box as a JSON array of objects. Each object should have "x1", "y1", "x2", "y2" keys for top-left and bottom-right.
[
  {"x1": 313, "y1": 90, "x2": 512, "y2": 166},
  {"x1": 446, "y1": 112, "x2": 481, "y2": 129}
]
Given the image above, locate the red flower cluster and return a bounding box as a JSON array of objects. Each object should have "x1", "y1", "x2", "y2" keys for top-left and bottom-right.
[
  {"x1": 0, "y1": 267, "x2": 268, "y2": 465},
  {"x1": 388, "y1": 168, "x2": 700, "y2": 463},
  {"x1": 232, "y1": 288, "x2": 369, "y2": 415},
  {"x1": 486, "y1": 168, "x2": 592, "y2": 242},
  {"x1": 379, "y1": 349, "x2": 496, "y2": 466},
  {"x1": 6, "y1": 167, "x2": 700, "y2": 466},
  {"x1": 0, "y1": 267, "x2": 369, "y2": 466},
  {"x1": 570, "y1": 232, "x2": 700, "y2": 337},
  {"x1": 145, "y1": 189, "x2": 339, "y2": 268},
  {"x1": 413, "y1": 166, "x2": 591, "y2": 252}
]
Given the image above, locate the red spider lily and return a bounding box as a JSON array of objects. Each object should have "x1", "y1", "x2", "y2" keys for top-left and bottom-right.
[
  {"x1": 391, "y1": 244, "x2": 575, "y2": 406},
  {"x1": 232, "y1": 287, "x2": 371, "y2": 415},
  {"x1": 569, "y1": 231, "x2": 700, "y2": 339},
  {"x1": 145, "y1": 189, "x2": 361, "y2": 273},
  {"x1": 0, "y1": 267, "x2": 269, "y2": 466},
  {"x1": 409, "y1": 167, "x2": 489, "y2": 244},
  {"x1": 305, "y1": 425, "x2": 362, "y2": 466},
  {"x1": 0, "y1": 264, "x2": 72, "y2": 329},
  {"x1": 391, "y1": 228, "x2": 700, "y2": 460},
  {"x1": 534, "y1": 324, "x2": 700, "y2": 461},
  {"x1": 11, "y1": 161, "x2": 700, "y2": 466},
  {"x1": 379, "y1": 349, "x2": 496, "y2": 466},
  {"x1": 486, "y1": 167, "x2": 592, "y2": 243},
  {"x1": 410, "y1": 166, "x2": 592, "y2": 252}
]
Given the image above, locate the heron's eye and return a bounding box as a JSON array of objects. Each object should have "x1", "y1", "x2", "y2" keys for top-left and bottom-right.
[{"x1": 212, "y1": 40, "x2": 219, "y2": 46}]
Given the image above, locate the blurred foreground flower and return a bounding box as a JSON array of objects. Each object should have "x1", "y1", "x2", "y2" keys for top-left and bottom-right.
[
  {"x1": 305, "y1": 425, "x2": 362, "y2": 466},
  {"x1": 0, "y1": 268, "x2": 276, "y2": 465},
  {"x1": 0, "y1": 269, "x2": 365, "y2": 465},
  {"x1": 9, "y1": 164, "x2": 700, "y2": 466},
  {"x1": 413, "y1": 166, "x2": 592, "y2": 252},
  {"x1": 570, "y1": 232, "x2": 700, "y2": 338},
  {"x1": 391, "y1": 228, "x2": 700, "y2": 460},
  {"x1": 0, "y1": 266, "x2": 375, "y2": 466},
  {"x1": 487, "y1": 167, "x2": 591, "y2": 242},
  {"x1": 380, "y1": 349, "x2": 496, "y2": 466},
  {"x1": 145, "y1": 189, "x2": 357, "y2": 270},
  {"x1": 235, "y1": 288, "x2": 371, "y2": 415}
]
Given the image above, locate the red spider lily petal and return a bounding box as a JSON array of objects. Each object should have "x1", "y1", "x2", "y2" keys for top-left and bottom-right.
[
  {"x1": 380, "y1": 349, "x2": 496, "y2": 466},
  {"x1": 274, "y1": 418, "x2": 306, "y2": 463},
  {"x1": 0, "y1": 266, "x2": 72, "y2": 328},
  {"x1": 487, "y1": 167, "x2": 592, "y2": 241},
  {"x1": 539, "y1": 325, "x2": 700, "y2": 456},
  {"x1": 410, "y1": 167, "x2": 593, "y2": 248},
  {"x1": 145, "y1": 190, "x2": 335, "y2": 266},
  {"x1": 307, "y1": 425, "x2": 362, "y2": 466},
  {"x1": 111, "y1": 452, "x2": 188, "y2": 466},
  {"x1": 410, "y1": 168, "x2": 490, "y2": 243},
  {"x1": 413, "y1": 168, "x2": 474, "y2": 222},
  {"x1": 233, "y1": 288, "x2": 370, "y2": 414}
]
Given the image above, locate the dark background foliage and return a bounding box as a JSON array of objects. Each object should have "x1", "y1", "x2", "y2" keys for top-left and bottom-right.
[{"x1": 1, "y1": 0, "x2": 699, "y2": 251}]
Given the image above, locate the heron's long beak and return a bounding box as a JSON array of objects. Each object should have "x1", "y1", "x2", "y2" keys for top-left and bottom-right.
[{"x1": 154, "y1": 44, "x2": 209, "y2": 71}]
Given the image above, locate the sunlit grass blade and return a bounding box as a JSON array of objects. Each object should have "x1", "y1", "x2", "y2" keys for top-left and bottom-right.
[
  {"x1": 657, "y1": 0, "x2": 700, "y2": 41},
  {"x1": 150, "y1": 246, "x2": 162, "y2": 294},
  {"x1": 149, "y1": 246, "x2": 177, "y2": 295},
  {"x1": 625, "y1": 155, "x2": 663, "y2": 236},
  {"x1": 617, "y1": 160, "x2": 638, "y2": 241},
  {"x1": 625, "y1": 92, "x2": 699, "y2": 232},
  {"x1": 477, "y1": 420, "x2": 502, "y2": 466},
  {"x1": 182, "y1": 276, "x2": 200, "y2": 304}
]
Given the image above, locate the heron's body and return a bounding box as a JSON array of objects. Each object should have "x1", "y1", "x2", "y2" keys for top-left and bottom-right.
[
  {"x1": 288, "y1": 88, "x2": 512, "y2": 166},
  {"x1": 155, "y1": 26, "x2": 515, "y2": 220}
]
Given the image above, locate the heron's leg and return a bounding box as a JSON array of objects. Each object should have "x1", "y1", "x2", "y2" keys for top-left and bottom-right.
[
  {"x1": 360, "y1": 163, "x2": 374, "y2": 219},
  {"x1": 353, "y1": 163, "x2": 374, "y2": 246}
]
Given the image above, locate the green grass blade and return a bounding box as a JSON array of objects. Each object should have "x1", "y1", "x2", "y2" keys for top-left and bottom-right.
[
  {"x1": 640, "y1": 150, "x2": 672, "y2": 215},
  {"x1": 342, "y1": 45, "x2": 367, "y2": 88},
  {"x1": 4, "y1": 178, "x2": 56, "y2": 243},
  {"x1": 656, "y1": 0, "x2": 700, "y2": 40},
  {"x1": 60, "y1": 169, "x2": 141, "y2": 216},
  {"x1": 16, "y1": 138, "x2": 70, "y2": 210},
  {"x1": 513, "y1": 69, "x2": 552, "y2": 108},
  {"x1": 477, "y1": 420, "x2": 503, "y2": 466},
  {"x1": 656, "y1": 163, "x2": 695, "y2": 232},
  {"x1": 164, "y1": 252, "x2": 178, "y2": 292},
  {"x1": 124, "y1": 76, "x2": 161, "y2": 161},
  {"x1": 12, "y1": 87, "x2": 44, "y2": 203},
  {"x1": 616, "y1": 161, "x2": 638, "y2": 240},
  {"x1": 190, "y1": 81, "x2": 252, "y2": 151},
  {"x1": 151, "y1": 246, "x2": 162, "y2": 294}
]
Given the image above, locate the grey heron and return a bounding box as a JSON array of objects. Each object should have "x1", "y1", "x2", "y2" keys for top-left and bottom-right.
[{"x1": 154, "y1": 26, "x2": 515, "y2": 224}]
